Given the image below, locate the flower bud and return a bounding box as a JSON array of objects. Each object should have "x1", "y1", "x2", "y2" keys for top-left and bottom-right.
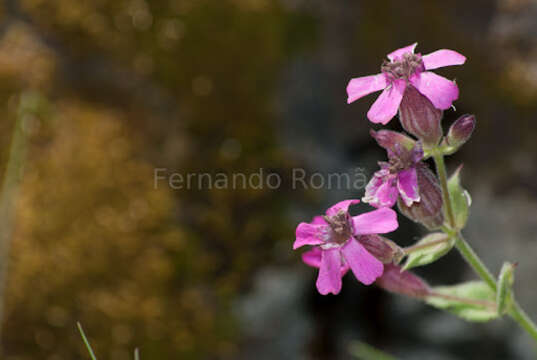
[
  {"x1": 445, "y1": 114, "x2": 475, "y2": 152},
  {"x1": 376, "y1": 264, "x2": 430, "y2": 298},
  {"x1": 397, "y1": 163, "x2": 444, "y2": 230},
  {"x1": 356, "y1": 234, "x2": 404, "y2": 264},
  {"x1": 398, "y1": 85, "x2": 442, "y2": 146},
  {"x1": 370, "y1": 129, "x2": 416, "y2": 153}
]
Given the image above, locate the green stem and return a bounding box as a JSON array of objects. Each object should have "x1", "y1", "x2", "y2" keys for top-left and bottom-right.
[
  {"x1": 432, "y1": 152, "x2": 456, "y2": 227},
  {"x1": 77, "y1": 322, "x2": 98, "y2": 360},
  {"x1": 510, "y1": 301, "x2": 537, "y2": 343},
  {"x1": 453, "y1": 233, "x2": 496, "y2": 291},
  {"x1": 433, "y1": 150, "x2": 537, "y2": 343}
]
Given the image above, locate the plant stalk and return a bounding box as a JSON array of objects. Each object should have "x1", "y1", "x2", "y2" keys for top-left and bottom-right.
[{"x1": 433, "y1": 150, "x2": 537, "y2": 343}]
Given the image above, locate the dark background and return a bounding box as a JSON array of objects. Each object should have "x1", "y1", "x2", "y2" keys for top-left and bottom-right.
[{"x1": 0, "y1": 0, "x2": 536, "y2": 359}]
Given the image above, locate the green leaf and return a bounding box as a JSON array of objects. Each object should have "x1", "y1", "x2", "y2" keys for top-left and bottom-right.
[
  {"x1": 425, "y1": 281, "x2": 498, "y2": 322},
  {"x1": 447, "y1": 166, "x2": 471, "y2": 230},
  {"x1": 497, "y1": 262, "x2": 516, "y2": 315},
  {"x1": 402, "y1": 233, "x2": 453, "y2": 271},
  {"x1": 349, "y1": 341, "x2": 397, "y2": 360}
]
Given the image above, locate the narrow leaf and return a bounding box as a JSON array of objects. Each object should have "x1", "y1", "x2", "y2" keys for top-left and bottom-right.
[
  {"x1": 425, "y1": 281, "x2": 498, "y2": 322},
  {"x1": 402, "y1": 233, "x2": 453, "y2": 271},
  {"x1": 349, "y1": 341, "x2": 397, "y2": 360},
  {"x1": 497, "y1": 262, "x2": 516, "y2": 315},
  {"x1": 447, "y1": 166, "x2": 470, "y2": 230},
  {"x1": 77, "y1": 322, "x2": 98, "y2": 360}
]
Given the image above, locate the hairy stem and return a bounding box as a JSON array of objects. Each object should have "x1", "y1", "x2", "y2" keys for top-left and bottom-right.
[
  {"x1": 510, "y1": 301, "x2": 537, "y2": 343},
  {"x1": 433, "y1": 150, "x2": 537, "y2": 343},
  {"x1": 453, "y1": 233, "x2": 496, "y2": 291},
  {"x1": 432, "y1": 152, "x2": 456, "y2": 227}
]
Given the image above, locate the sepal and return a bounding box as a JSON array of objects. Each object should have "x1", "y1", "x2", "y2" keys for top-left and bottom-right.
[
  {"x1": 397, "y1": 164, "x2": 444, "y2": 230},
  {"x1": 370, "y1": 129, "x2": 416, "y2": 153},
  {"x1": 375, "y1": 264, "x2": 430, "y2": 298},
  {"x1": 398, "y1": 85, "x2": 443, "y2": 147},
  {"x1": 357, "y1": 234, "x2": 404, "y2": 265}
]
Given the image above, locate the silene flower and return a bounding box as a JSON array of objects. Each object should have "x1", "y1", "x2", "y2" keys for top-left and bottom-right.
[
  {"x1": 346, "y1": 43, "x2": 466, "y2": 124},
  {"x1": 293, "y1": 200, "x2": 398, "y2": 295},
  {"x1": 363, "y1": 132, "x2": 424, "y2": 208}
]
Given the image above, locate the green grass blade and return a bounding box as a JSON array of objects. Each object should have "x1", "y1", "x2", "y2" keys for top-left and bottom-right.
[{"x1": 77, "y1": 322, "x2": 98, "y2": 360}]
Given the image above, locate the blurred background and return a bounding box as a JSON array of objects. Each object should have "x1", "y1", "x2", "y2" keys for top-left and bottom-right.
[{"x1": 0, "y1": 0, "x2": 536, "y2": 359}]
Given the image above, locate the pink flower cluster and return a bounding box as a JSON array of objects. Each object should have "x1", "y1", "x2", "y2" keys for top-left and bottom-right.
[{"x1": 294, "y1": 43, "x2": 466, "y2": 295}]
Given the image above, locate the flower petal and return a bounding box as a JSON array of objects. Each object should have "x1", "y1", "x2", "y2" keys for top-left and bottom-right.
[
  {"x1": 346, "y1": 73, "x2": 387, "y2": 104},
  {"x1": 325, "y1": 199, "x2": 360, "y2": 217},
  {"x1": 341, "y1": 239, "x2": 384, "y2": 285},
  {"x1": 294, "y1": 222, "x2": 329, "y2": 250},
  {"x1": 367, "y1": 79, "x2": 406, "y2": 124},
  {"x1": 304, "y1": 247, "x2": 350, "y2": 275},
  {"x1": 387, "y1": 42, "x2": 418, "y2": 62},
  {"x1": 423, "y1": 49, "x2": 466, "y2": 70},
  {"x1": 397, "y1": 167, "x2": 420, "y2": 206},
  {"x1": 362, "y1": 170, "x2": 398, "y2": 208},
  {"x1": 410, "y1": 72, "x2": 459, "y2": 110},
  {"x1": 316, "y1": 249, "x2": 343, "y2": 295},
  {"x1": 311, "y1": 216, "x2": 327, "y2": 225},
  {"x1": 352, "y1": 207, "x2": 398, "y2": 235},
  {"x1": 302, "y1": 247, "x2": 322, "y2": 268},
  {"x1": 340, "y1": 263, "x2": 350, "y2": 276}
]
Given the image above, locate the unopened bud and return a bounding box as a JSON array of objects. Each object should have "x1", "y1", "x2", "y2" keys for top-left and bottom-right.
[
  {"x1": 357, "y1": 234, "x2": 404, "y2": 264},
  {"x1": 399, "y1": 85, "x2": 442, "y2": 146},
  {"x1": 376, "y1": 264, "x2": 430, "y2": 298},
  {"x1": 370, "y1": 129, "x2": 416, "y2": 153},
  {"x1": 445, "y1": 114, "x2": 475, "y2": 152},
  {"x1": 398, "y1": 164, "x2": 444, "y2": 230}
]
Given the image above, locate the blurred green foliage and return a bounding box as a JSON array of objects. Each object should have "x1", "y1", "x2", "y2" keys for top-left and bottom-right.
[{"x1": 0, "y1": 0, "x2": 315, "y2": 358}]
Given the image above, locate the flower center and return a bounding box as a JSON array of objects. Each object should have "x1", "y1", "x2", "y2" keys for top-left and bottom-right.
[
  {"x1": 387, "y1": 143, "x2": 421, "y2": 173},
  {"x1": 381, "y1": 53, "x2": 423, "y2": 81},
  {"x1": 323, "y1": 211, "x2": 353, "y2": 245},
  {"x1": 388, "y1": 155, "x2": 413, "y2": 173}
]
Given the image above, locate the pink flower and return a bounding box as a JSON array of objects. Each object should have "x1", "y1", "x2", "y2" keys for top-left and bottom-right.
[
  {"x1": 346, "y1": 43, "x2": 466, "y2": 124},
  {"x1": 294, "y1": 200, "x2": 398, "y2": 295},
  {"x1": 363, "y1": 140, "x2": 424, "y2": 208}
]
